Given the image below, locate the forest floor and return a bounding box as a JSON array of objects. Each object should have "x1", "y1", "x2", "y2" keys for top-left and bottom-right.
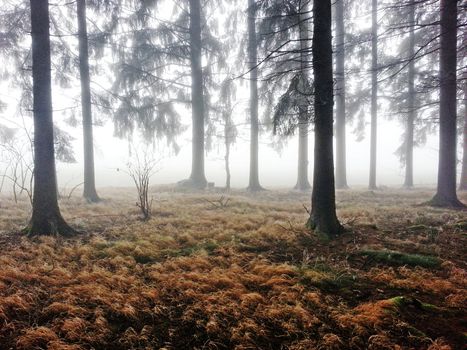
[{"x1": 0, "y1": 187, "x2": 465, "y2": 350}]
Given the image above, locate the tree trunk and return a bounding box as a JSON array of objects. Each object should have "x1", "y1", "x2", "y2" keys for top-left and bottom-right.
[
  {"x1": 295, "y1": 121, "x2": 311, "y2": 190},
  {"x1": 225, "y1": 133, "x2": 231, "y2": 190},
  {"x1": 77, "y1": 0, "x2": 100, "y2": 202},
  {"x1": 369, "y1": 0, "x2": 378, "y2": 190},
  {"x1": 295, "y1": 2, "x2": 311, "y2": 191},
  {"x1": 460, "y1": 83, "x2": 467, "y2": 191},
  {"x1": 187, "y1": 0, "x2": 207, "y2": 189},
  {"x1": 307, "y1": 0, "x2": 343, "y2": 237},
  {"x1": 247, "y1": 0, "x2": 263, "y2": 191},
  {"x1": 335, "y1": 0, "x2": 348, "y2": 189},
  {"x1": 26, "y1": 0, "x2": 74, "y2": 236},
  {"x1": 430, "y1": 0, "x2": 463, "y2": 207},
  {"x1": 459, "y1": 34, "x2": 467, "y2": 191},
  {"x1": 404, "y1": 0, "x2": 415, "y2": 188}
]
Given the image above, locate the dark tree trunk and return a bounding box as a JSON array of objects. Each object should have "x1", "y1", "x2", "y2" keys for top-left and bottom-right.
[
  {"x1": 247, "y1": 0, "x2": 263, "y2": 191},
  {"x1": 77, "y1": 0, "x2": 100, "y2": 202},
  {"x1": 26, "y1": 0, "x2": 74, "y2": 236},
  {"x1": 404, "y1": 0, "x2": 415, "y2": 188},
  {"x1": 187, "y1": 0, "x2": 207, "y2": 189},
  {"x1": 430, "y1": 0, "x2": 464, "y2": 207},
  {"x1": 335, "y1": 0, "x2": 348, "y2": 189},
  {"x1": 295, "y1": 2, "x2": 311, "y2": 191},
  {"x1": 295, "y1": 5, "x2": 311, "y2": 191},
  {"x1": 369, "y1": 0, "x2": 378, "y2": 190},
  {"x1": 307, "y1": 0, "x2": 343, "y2": 237}
]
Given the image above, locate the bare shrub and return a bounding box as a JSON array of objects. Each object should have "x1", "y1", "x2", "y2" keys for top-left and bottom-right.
[
  {"x1": 119, "y1": 150, "x2": 160, "y2": 220},
  {"x1": 0, "y1": 124, "x2": 34, "y2": 204}
]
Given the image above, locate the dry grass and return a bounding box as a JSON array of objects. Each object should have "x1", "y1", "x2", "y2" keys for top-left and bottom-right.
[{"x1": 0, "y1": 187, "x2": 465, "y2": 349}]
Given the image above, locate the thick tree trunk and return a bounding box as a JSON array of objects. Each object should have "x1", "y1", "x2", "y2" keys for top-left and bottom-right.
[
  {"x1": 369, "y1": 0, "x2": 378, "y2": 190},
  {"x1": 307, "y1": 0, "x2": 343, "y2": 237},
  {"x1": 186, "y1": 0, "x2": 207, "y2": 189},
  {"x1": 430, "y1": 0, "x2": 463, "y2": 207},
  {"x1": 77, "y1": 0, "x2": 100, "y2": 202},
  {"x1": 335, "y1": 0, "x2": 348, "y2": 189},
  {"x1": 404, "y1": 0, "x2": 415, "y2": 188},
  {"x1": 26, "y1": 0, "x2": 74, "y2": 236},
  {"x1": 247, "y1": 0, "x2": 263, "y2": 191},
  {"x1": 295, "y1": 2, "x2": 311, "y2": 191}
]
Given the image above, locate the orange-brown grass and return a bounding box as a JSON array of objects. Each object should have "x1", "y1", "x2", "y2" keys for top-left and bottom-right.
[{"x1": 0, "y1": 187, "x2": 465, "y2": 349}]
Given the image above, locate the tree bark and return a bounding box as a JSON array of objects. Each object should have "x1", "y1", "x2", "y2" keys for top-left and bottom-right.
[
  {"x1": 26, "y1": 0, "x2": 74, "y2": 236},
  {"x1": 369, "y1": 0, "x2": 378, "y2": 190},
  {"x1": 335, "y1": 0, "x2": 348, "y2": 189},
  {"x1": 186, "y1": 0, "x2": 207, "y2": 189},
  {"x1": 307, "y1": 0, "x2": 343, "y2": 237},
  {"x1": 404, "y1": 0, "x2": 415, "y2": 188},
  {"x1": 295, "y1": 1, "x2": 311, "y2": 191},
  {"x1": 430, "y1": 0, "x2": 464, "y2": 207},
  {"x1": 247, "y1": 0, "x2": 263, "y2": 191},
  {"x1": 77, "y1": 0, "x2": 100, "y2": 202}
]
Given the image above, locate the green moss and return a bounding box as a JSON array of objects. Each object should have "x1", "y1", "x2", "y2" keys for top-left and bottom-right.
[
  {"x1": 389, "y1": 296, "x2": 409, "y2": 307},
  {"x1": 389, "y1": 296, "x2": 439, "y2": 312},
  {"x1": 356, "y1": 249, "x2": 441, "y2": 268}
]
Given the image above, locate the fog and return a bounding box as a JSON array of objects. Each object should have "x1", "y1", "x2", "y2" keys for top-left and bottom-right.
[
  {"x1": 52, "y1": 113, "x2": 441, "y2": 190},
  {"x1": 1, "y1": 0, "x2": 463, "y2": 194},
  {"x1": 0, "y1": 1, "x2": 466, "y2": 348}
]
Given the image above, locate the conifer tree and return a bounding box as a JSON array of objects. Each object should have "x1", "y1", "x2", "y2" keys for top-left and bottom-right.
[
  {"x1": 26, "y1": 0, "x2": 75, "y2": 236},
  {"x1": 307, "y1": 0, "x2": 343, "y2": 236}
]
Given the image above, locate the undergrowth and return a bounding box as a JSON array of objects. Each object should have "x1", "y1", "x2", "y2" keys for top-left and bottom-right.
[{"x1": 0, "y1": 187, "x2": 465, "y2": 349}]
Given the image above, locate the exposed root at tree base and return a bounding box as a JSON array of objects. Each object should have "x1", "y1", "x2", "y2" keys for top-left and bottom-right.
[
  {"x1": 177, "y1": 178, "x2": 207, "y2": 190},
  {"x1": 426, "y1": 195, "x2": 466, "y2": 209},
  {"x1": 24, "y1": 215, "x2": 78, "y2": 237},
  {"x1": 247, "y1": 185, "x2": 267, "y2": 192}
]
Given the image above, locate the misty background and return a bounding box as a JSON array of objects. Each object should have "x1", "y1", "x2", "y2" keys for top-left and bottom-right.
[{"x1": 0, "y1": 0, "x2": 462, "y2": 191}]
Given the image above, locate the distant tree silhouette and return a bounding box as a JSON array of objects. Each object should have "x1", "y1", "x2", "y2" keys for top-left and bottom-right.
[
  {"x1": 77, "y1": 0, "x2": 100, "y2": 202},
  {"x1": 258, "y1": 0, "x2": 313, "y2": 191},
  {"x1": 187, "y1": 0, "x2": 208, "y2": 189},
  {"x1": 247, "y1": 0, "x2": 264, "y2": 191},
  {"x1": 369, "y1": 0, "x2": 378, "y2": 190},
  {"x1": 461, "y1": 83, "x2": 467, "y2": 191},
  {"x1": 459, "y1": 30, "x2": 467, "y2": 191},
  {"x1": 335, "y1": 0, "x2": 349, "y2": 189},
  {"x1": 403, "y1": 0, "x2": 416, "y2": 188}
]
